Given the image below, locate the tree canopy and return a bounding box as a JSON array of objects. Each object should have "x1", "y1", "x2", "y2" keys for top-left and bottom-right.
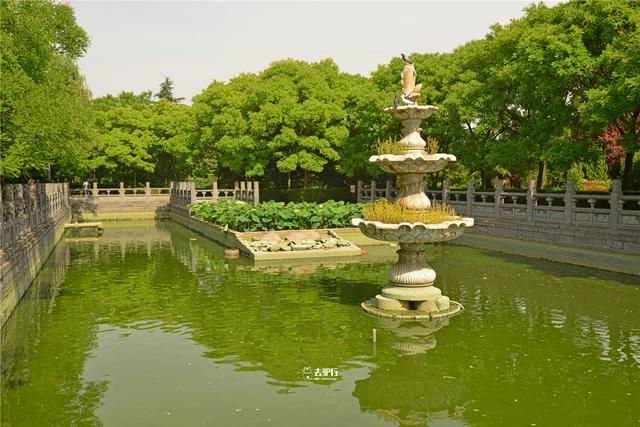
[
  {"x1": 2, "y1": 0, "x2": 639, "y2": 191},
  {"x1": 0, "y1": 0, "x2": 92, "y2": 181}
]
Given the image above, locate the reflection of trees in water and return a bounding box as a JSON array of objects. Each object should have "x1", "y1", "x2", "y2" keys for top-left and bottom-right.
[
  {"x1": 1, "y1": 243, "x2": 108, "y2": 426},
  {"x1": 2, "y1": 222, "x2": 639, "y2": 426}
]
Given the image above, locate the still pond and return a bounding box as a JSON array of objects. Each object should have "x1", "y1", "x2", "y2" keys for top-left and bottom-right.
[{"x1": 2, "y1": 221, "x2": 639, "y2": 426}]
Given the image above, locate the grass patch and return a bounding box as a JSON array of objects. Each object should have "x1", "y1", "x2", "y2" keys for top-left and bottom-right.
[{"x1": 362, "y1": 199, "x2": 459, "y2": 224}]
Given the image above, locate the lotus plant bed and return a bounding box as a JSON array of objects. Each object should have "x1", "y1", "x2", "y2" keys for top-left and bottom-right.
[
  {"x1": 188, "y1": 200, "x2": 362, "y2": 232},
  {"x1": 176, "y1": 200, "x2": 362, "y2": 261}
]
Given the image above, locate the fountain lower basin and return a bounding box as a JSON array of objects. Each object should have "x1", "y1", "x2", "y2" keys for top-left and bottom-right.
[
  {"x1": 352, "y1": 218, "x2": 474, "y2": 319},
  {"x1": 369, "y1": 153, "x2": 456, "y2": 174}
]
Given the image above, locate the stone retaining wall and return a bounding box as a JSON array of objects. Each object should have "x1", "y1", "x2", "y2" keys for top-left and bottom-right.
[
  {"x1": 69, "y1": 195, "x2": 170, "y2": 221},
  {"x1": 469, "y1": 218, "x2": 639, "y2": 254},
  {"x1": 1, "y1": 183, "x2": 70, "y2": 326}
]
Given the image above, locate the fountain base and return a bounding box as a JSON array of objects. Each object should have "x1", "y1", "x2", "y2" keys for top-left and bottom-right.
[{"x1": 361, "y1": 298, "x2": 463, "y2": 320}]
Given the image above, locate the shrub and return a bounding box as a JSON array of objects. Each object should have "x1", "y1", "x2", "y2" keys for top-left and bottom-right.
[
  {"x1": 261, "y1": 187, "x2": 355, "y2": 203},
  {"x1": 188, "y1": 200, "x2": 363, "y2": 232},
  {"x1": 362, "y1": 199, "x2": 459, "y2": 224},
  {"x1": 578, "y1": 180, "x2": 610, "y2": 193}
]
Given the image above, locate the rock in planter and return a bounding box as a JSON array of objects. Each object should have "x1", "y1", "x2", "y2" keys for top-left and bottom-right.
[
  {"x1": 322, "y1": 238, "x2": 338, "y2": 249},
  {"x1": 291, "y1": 244, "x2": 312, "y2": 251}
]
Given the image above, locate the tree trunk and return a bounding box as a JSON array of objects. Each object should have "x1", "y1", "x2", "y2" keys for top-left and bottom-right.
[
  {"x1": 287, "y1": 172, "x2": 291, "y2": 190},
  {"x1": 622, "y1": 149, "x2": 635, "y2": 190},
  {"x1": 430, "y1": 172, "x2": 439, "y2": 189},
  {"x1": 536, "y1": 161, "x2": 545, "y2": 190},
  {"x1": 304, "y1": 170, "x2": 309, "y2": 189}
]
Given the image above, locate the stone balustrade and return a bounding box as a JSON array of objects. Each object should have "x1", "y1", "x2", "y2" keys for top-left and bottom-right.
[
  {"x1": 171, "y1": 181, "x2": 259, "y2": 207},
  {"x1": 70, "y1": 182, "x2": 171, "y2": 198},
  {"x1": 357, "y1": 179, "x2": 640, "y2": 253},
  {"x1": 1, "y1": 183, "x2": 71, "y2": 326},
  {"x1": 1, "y1": 183, "x2": 70, "y2": 255}
]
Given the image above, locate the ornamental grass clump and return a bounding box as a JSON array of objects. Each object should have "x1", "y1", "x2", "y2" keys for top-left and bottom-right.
[
  {"x1": 362, "y1": 199, "x2": 459, "y2": 224},
  {"x1": 375, "y1": 136, "x2": 440, "y2": 155},
  {"x1": 375, "y1": 138, "x2": 406, "y2": 155}
]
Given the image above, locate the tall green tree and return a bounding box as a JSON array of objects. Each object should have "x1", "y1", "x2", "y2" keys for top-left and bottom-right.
[
  {"x1": 89, "y1": 92, "x2": 193, "y2": 186},
  {"x1": 154, "y1": 77, "x2": 184, "y2": 103},
  {"x1": 572, "y1": 0, "x2": 640, "y2": 189},
  {"x1": 0, "y1": 0, "x2": 92, "y2": 181},
  {"x1": 89, "y1": 92, "x2": 157, "y2": 186},
  {"x1": 151, "y1": 99, "x2": 194, "y2": 183},
  {"x1": 193, "y1": 59, "x2": 353, "y2": 189}
]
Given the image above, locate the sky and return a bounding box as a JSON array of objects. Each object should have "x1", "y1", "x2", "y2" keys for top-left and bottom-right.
[{"x1": 71, "y1": 1, "x2": 540, "y2": 103}]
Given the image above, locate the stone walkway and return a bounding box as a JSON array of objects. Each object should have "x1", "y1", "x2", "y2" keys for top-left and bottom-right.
[{"x1": 448, "y1": 233, "x2": 640, "y2": 276}]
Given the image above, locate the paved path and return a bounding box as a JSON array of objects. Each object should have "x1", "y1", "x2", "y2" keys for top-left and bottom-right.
[{"x1": 449, "y1": 233, "x2": 640, "y2": 276}]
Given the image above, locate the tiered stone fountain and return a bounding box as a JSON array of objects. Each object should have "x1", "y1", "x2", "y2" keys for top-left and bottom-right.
[{"x1": 352, "y1": 54, "x2": 474, "y2": 319}]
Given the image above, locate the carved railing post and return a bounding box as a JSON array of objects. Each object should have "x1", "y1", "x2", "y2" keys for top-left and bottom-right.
[
  {"x1": 92, "y1": 181, "x2": 98, "y2": 198},
  {"x1": 240, "y1": 181, "x2": 246, "y2": 202},
  {"x1": 24, "y1": 184, "x2": 33, "y2": 231},
  {"x1": 7, "y1": 185, "x2": 16, "y2": 247},
  {"x1": 213, "y1": 181, "x2": 218, "y2": 201},
  {"x1": 0, "y1": 190, "x2": 4, "y2": 254},
  {"x1": 371, "y1": 180, "x2": 377, "y2": 202},
  {"x1": 253, "y1": 181, "x2": 259, "y2": 205},
  {"x1": 15, "y1": 185, "x2": 25, "y2": 238},
  {"x1": 609, "y1": 179, "x2": 622, "y2": 230},
  {"x1": 526, "y1": 180, "x2": 536, "y2": 223},
  {"x1": 190, "y1": 182, "x2": 197, "y2": 205},
  {"x1": 145, "y1": 181, "x2": 150, "y2": 204},
  {"x1": 385, "y1": 180, "x2": 393, "y2": 201},
  {"x1": 564, "y1": 180, "x2": 575, "y2": 225},
  {"x1": 442, "y1": 180, "x2": 449, "y2": 203},
  {"x1": 494, "y1": 179, "x2": 503, "y2": 219},
  {"x1": 119, "y1": 182, "x2": 125, "y2": 202},
  {"x1": 466, "y1": 180, "x2": 474, "y2": 216},
  {"x1": 357, "y1": 180, "x2": 363, "y2": 203}
]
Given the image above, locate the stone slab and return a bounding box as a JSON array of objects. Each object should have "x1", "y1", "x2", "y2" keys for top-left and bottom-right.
[{"x1": 381, "y1": 285, "x2": 442, "y2": 301}]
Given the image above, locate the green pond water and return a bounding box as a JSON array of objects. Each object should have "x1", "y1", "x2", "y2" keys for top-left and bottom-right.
[{"x1": 2, "y1": 221, "x2": 639, "y2": 427}]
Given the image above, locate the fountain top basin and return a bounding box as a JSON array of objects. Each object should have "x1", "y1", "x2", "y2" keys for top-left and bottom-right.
[
  {"x1": 383, "y1": 105, "x2": 439, "y2": 120},
  {"x1": 369, "y1": 152, "x2": 456, "y2": 174},
  {"x1": 351, "y1": 217, "x2": 474, "y2": 243}
]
